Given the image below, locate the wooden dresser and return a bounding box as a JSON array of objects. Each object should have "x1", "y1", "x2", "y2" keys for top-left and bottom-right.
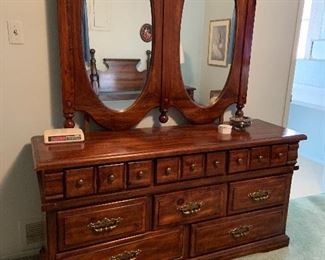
[{"x1": 31, "y1": 120, "x2": 306, "y2": 259}]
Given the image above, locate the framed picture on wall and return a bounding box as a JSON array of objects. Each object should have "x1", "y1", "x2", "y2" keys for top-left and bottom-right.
[{"x1": 208, "y1": 19, "x2": 231, "y2": 67}]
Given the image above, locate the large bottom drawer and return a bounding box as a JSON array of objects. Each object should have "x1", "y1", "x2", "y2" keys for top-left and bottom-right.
[
  {"x1": 191, "y1": 206, "x2": 286, "y2": 257},
  {"x1": 56, "y1": 227, "x2": 186, "y2": 260}
]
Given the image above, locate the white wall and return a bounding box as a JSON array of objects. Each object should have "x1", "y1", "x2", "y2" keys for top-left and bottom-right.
[{"x1": 0, "y1": 0, "x2": 300, "y2": 258}]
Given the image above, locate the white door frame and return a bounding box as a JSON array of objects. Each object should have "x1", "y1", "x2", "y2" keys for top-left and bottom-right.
[{"x1": 282, "y1": 0, "x2": 305, "y2": 127}]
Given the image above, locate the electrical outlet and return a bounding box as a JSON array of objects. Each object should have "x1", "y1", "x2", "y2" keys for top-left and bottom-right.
[{"x1": 7, "y1": 20, "x2": 24, "y2": 44}]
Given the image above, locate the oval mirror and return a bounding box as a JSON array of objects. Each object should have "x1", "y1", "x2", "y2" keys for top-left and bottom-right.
[
  {"x1": 82, "y1": 0, "x2": 152, "y2": 111},
  {"x1": 180, "y1": 0, "x2": 236, "y2": 106}
]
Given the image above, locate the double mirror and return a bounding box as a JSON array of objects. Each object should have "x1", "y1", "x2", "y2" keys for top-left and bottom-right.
[{"x1": 82, "y1": 0, "x2": 235, "y2": 111}]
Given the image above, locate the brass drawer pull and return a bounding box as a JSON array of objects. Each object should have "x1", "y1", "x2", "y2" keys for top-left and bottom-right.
[
  {"x1": 108, "y1": 174, "x2": 116, "y2": 183},
  {"x1": 177, "y1": 201, "x2": 204, "y2": 215},
  {"x1": 214, "y1": 160, "x2": 220, "y2": 167},
  {"x1": 278, "y1": 152, "x2": 284, "y2": 158},
  {"x1": 230, "y1": 225, "x2": 252, "y2": 239},
  {"x1": 75, "y1": 178, "x2": 84, "y2": 188},
  {"x1": 258, "y1": 155, "x2": 264, "y2": 161},
  {"x1": 110, "y1": 249, "x2": 142, "y2": 260},
  {"x1": 137, "y1": 170, "x2": 144, "y2": 179},
  {"x1": 165, "y1": 167, "x2": 172, "y2": 176},
  {"x1": 88, "y1": 217, "x2": 123, "y2": 233},
  {"x1": 248, "y1": 190, "x2": 271, "y2": 202},
  {"x1": 190, "y1": 163, "x2": 196, "y2": 171},
  {"x1": 237, "y1": 158, "x2": 244, "y2": 164}
]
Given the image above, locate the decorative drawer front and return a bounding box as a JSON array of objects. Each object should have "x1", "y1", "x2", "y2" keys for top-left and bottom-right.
[
  {"x1": 156, "y1": 157, "x2": 180, "y2": 184},
  {"x1": 191, "y1": 207, "x2": 286, "y2": 257},
  {"x1": 271, "y1": 144, "x2": 288, "y2": 166},
  {"x1": 65, "y1": 167, "x2": 95, "y2": 198},
  {"x1": 206, "y1": 152, "x2": 226, "y2": 176},
  {"x1": 228, "y1": 149, "x2": 249, "y2": 173},
  {"x1": 127, "y1": 160, "x2": 152, "y2": 188},
  {"x1": 57, "y1": 197, "x2": 149, "y2": 251},
  {"x1": 182, "y1": 154, "x2": 204, "y2": 180},
  {"x1": 250, "y1": 146, "x2": 270, "y2": 170},
  {"x1": 228, "y1": 174, "x2": 291, "y2": 214},
  {"x1": 57, "y1": 228, "x2": 185, "y2": 260},
  {"x1": 98, "y1": 163, "x2": 125, "y2": 193},
  {"x1": 43, "y1": 172, "x2": 64, "y2": 200},
  {"x1": 154, "y1": 184, "x2": 227, "y2": 227}
]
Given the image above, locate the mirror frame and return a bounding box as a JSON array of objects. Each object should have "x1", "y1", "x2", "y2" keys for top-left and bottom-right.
[
  {"x1": 57, "y1": 0, "x2": 256, "y2": 130},
  {"x1": 58, "y1": 0, "x2": 162, "y2": 130},
  {"x1": 160, "y1": 0, "x2": 256, "y2": 123}
]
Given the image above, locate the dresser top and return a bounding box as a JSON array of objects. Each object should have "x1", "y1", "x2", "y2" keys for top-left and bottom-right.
[{"x1": 31, "y1": 120, "x2": 306, "y2": 171}]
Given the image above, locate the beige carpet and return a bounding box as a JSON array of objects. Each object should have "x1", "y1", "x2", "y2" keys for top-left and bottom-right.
[{"x1": 237, "y1": 194, "x2": 325, "y2": 260}]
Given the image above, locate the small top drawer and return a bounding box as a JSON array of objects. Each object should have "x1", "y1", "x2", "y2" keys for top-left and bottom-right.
[
  {"x1": 228, "y1": 149, "x2": 249, "y2": 173},
  {"x1": 228, "y1": 174, "x2": 291, "y2": 214},
  {"x1": 182, "y1": 154, "x2": 205, "y2": 180},
  {"x1": 57, "y1": 228, "x2": 185, "y2": 260},
  {"x1": 57, "y1": 197, "x2": 149, "y2": 251},
  {"x1": 154, "y1": 184, "x2": 227, "y2": 227},
  {"x1": 127, "y1": 160, "x2": 153, "y2": 188},
  {"x1": 206, "y1": 152, "x2": 226, "y2": 176},
  {"x1": 65, "y1": 167, "x2": 95, "y2": 198},
  {"x1": 250, "y1": 146, "x2": 270, "y2": 170},
  {"x1": 98, "y1": 163, "x2": 125, "y2": 193},
  {"x1": 271, "y1": 144, "x2": 288, "y2": 166},
  {"x1": 156, "y1": 157, "x2": 180, "y2": 184}
]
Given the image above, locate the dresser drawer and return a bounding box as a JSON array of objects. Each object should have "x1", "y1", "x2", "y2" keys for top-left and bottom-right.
[
  {"x1": 127, "y1": 160, "x2": 153, "y2": 188},
  {"x1": 57, "y1": 228, "x2": 185, "y2": 260},
  {"x1": 206, "y1": 151, "x2": 226, "y2": 176},
  {"x1": 250, "y1": 146, "x2": 270, "y2": 170},
  {"x1": 191, "y1": 207, "x2": 286, "y2": 256},
  {"x1": 156, "y1": 157, "x2": 180, "y2": 184},
  {"x1": 154, "y1": 184, "x2": 227, "y2": 227},
  {"x1": 228, "y1": 174, "x2": 291, "y2": 214},
  {"x1": 181, "y1": 154, "x2": 205, "y2": 180},
  {"x1": 228, "y1": 149, "x2": 249, "y2": 173},
  {"x1": 65, "y1": 167, "x2": 95, "y2": 198},
  {"x1": 98, "y1": 163, "x2": 125, "y2": 193},
  {"x1": 57, "y1": 197, "x2": 149, "y2": 251},
  {"x1": 271, "y1": 144, "x2": 288, "y2": 166}
]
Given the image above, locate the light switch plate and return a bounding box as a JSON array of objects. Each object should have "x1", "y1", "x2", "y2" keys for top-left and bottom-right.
[{"x1": 7, "y1": 20, "x2": 24, "y2": 44}]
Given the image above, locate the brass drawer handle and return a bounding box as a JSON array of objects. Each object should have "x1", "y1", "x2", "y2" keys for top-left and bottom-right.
[
  {"x1": 165, "y1": 167, "x2": 172, "y2": 176},
  {"x1": 177, "y1": 201, "x2": 204, "y2": 215},
  {"x1": 230, "y1": 225, "x2": 252, "y2": 239},
  {"x1": 278, "y1": 152, "x2": 284, "y2": 158},
  {"x1": 109, "y1": 249, "x2": 142, "y2": 260},
  {"x1": 88, "y1": 217, "x2": 123, "y2": 233},
  {"x1": 137, "y1": 170, "x2": 144, "y2": 179},
  {"x1": 190, "y1": 163, "x2": 196, "y2": 171},
  {"x1": 258, "y1": 155, "x2": 264, "y2": 161},
  {"x1": 75, "y1": 178, "x2": 84, "y2": 188},
  {"x1": 248, "y1": 190, "x2": 271, "y2": 202},
  {"x1": 108, "y1": 174, "x2": 116, "y2": 183}
]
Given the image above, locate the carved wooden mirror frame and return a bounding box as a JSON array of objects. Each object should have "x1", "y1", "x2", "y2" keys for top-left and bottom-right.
[{"x1": 57, "y1": 0, "x2": 256, "y2": 130}]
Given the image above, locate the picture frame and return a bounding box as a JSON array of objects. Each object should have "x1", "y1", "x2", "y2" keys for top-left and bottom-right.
[{"x1": 208, "y1": 19, "x2": 231, "y2": 67}]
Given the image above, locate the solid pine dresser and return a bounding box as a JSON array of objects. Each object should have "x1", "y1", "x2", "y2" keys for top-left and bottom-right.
[{"x1": 31, "y1": 120, "x2": 306, "y2": 259}]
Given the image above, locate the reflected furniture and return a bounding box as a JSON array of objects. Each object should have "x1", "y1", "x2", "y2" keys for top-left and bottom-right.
[{"x1": 31, "y1": 0, "x2": 307, "y2": 259}]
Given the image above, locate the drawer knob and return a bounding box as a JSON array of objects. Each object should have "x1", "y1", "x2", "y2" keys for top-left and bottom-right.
[
  {"x1": 258, "y1": 155, "x2": 264, "y2": 161},
  {"x1": 237, "y1": 158, "x2": 244, "y2": 164},
  {"x1": 75, "y1": 178, "x2": 84, "y2": 188},
  {"x1": 177, "y1": 201, "x2": 204, "y2": 216},
  {"x1": 214, "y1": 160, "x2": 220, "y2": 167},
  {"x1": 230, "y1": 225, "x2": 252, "y2": 239},
  {"x1": 137, "y1": 170, "x2": 144, "y2": 179},
  {"x1": 108, "y1": 174, "x2": 116, "y2": 183},
  {"x1": 278, "y1": 152, "x2": 284, "y2": 158},
  {"x1": 88, "y1": 217, "x2": 123, "y2": 233},
  {"x1": 110, "y1": 249, "x2": 142, "y2": 260},
  {"x1": 248, "y1": 190, "x2": 271, "y2": 202},
  {"x1": 190, "y1": 163, "x2": 196, "y2": 171},
  {"x1": 165, "y1": 167, "x2": 172, "y2": 176}
]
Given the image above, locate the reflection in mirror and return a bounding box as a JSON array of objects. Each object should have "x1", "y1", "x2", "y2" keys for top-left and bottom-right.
[
  {"x1": 82, "y1": 0, "x2": 152, "y2": 111},
  {"x1": 181, "y1": 0, "x2": 236, "y2": 106}
]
